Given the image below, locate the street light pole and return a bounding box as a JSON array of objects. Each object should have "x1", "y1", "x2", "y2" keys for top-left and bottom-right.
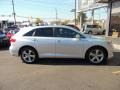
[{"x1": 12, "y1": 0, "x2": 16, "y2": 25}]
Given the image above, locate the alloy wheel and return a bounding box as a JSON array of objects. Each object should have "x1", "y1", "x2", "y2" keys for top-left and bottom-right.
[
  {"x1": 89, "y1": 49, "x2": 104, "y2": 64},
  {"x1": 21, "y1": 49, "x2": 36, "y2": 63}
]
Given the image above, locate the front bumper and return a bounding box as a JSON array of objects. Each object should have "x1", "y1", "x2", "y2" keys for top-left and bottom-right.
[
  {"x1": 108, "y1": 50, "x2": 113, "y2": 59},
  {"x1": 107, "y1": 43, "x2": 114, "y2": 59}
]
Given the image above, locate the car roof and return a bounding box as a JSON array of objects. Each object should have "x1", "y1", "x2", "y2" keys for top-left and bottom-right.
[
  {"x1": 30, "y1": 25, "x2": 72, "y2": 28},
  {"x1": 20, "y1": 25, "x2": 74, "y2": 31}
]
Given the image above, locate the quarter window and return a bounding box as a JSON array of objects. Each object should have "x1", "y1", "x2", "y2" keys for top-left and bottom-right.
[{"x1": 24, "y1": 30, "x2": 35, "y2": 36}]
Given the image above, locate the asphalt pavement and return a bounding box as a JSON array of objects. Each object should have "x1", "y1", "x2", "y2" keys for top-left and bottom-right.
[{"x1": 0, "y1": 48, "x2": 120, "y2": 90}]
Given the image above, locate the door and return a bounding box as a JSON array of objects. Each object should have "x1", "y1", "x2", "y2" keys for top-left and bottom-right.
[
  {"x1": 54, "y1": 27, "x2": 84, "y2": 58},
  {"x1": 33, "y1": 27, "x2": 55, "y2": 58}
]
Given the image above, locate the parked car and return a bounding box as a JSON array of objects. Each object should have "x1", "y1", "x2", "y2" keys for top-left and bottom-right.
[
  {"x1": 9, "y1": 26, "x2": 113, "y2": 64},
  {"x1": 82, "y1": 24, "x2": 105, "y2": 34},
  {"x1": 6, "y1": 30, "x2": 19, "y2": 39},
  {"x1": 0, "y1": 31, "x2": 9, "y2": 47},
  {"x1": 3, "y1": 26, "x2": 20, "y2": 34},
  {"x1": 66, "y1": 24, "x2": 80, "y2": 31}
]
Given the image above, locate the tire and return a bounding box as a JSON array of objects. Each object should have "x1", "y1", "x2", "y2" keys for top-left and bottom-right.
[
  {"x1": 88, "y1": 31, "x2": 92, "y2": 34},
  {"x1": 20, "y1": 47, "x2": 38, "y2": 64},
  {"x1": 85, "y1": 47, "x2": 107, "y2": 65}
]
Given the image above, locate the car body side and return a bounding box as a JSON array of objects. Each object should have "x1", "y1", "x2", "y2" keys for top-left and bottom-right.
[{"x1": 9, "y1": 26, "x2": 113, "y2": 59}]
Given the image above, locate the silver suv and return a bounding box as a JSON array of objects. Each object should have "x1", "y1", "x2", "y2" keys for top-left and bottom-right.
[{"x1": 9, "y1": 26, "x2": 113, "y2": 64}]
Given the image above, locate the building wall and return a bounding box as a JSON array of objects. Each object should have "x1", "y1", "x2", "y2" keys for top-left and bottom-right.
[
  {"x1": 77, "y1": 0, "x2": 107, "y2": 12},
  {"x1": 77, "y1": 0, "x2": 95, "y2": 11},
  {"x1": 77, "y1": 0, "x2": 108, "y2": 30},
  {"x1": 112, "y1": 1, "x2": 120, "y2": 14},
  {"x1": 111, "y1": 1, "x2": 120, "y2": 32}
]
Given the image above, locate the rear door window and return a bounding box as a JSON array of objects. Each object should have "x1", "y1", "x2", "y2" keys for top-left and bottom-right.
[{"x1": 34, "y1": 27, "x2": 53, "y2": 37}]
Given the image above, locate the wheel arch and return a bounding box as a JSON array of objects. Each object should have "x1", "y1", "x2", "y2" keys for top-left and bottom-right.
[
  {"x1": 85, "y1": 45, "x2": 108, "y2": 59},
  {"x1": 18, "y1": 45, "x2": 38, "y2": 57}
]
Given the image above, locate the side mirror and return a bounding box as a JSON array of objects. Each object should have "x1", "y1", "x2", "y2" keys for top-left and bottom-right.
[{"x1": 75, "y1": 34, "x2": 80, "y2": 40}]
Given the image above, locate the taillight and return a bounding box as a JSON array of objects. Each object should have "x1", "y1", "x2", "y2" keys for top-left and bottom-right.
[{"x1": 10, "y1": 38, "x2": 16, "y2": 43}]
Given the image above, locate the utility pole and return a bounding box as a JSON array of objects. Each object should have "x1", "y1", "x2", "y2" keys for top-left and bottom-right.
[
  {"x1": 75, "y1": 0, "x2": 77, "y2": 26},
  {"x1": 55, "y1": 8, "x2": 58, "y2": 25},
  {"x1": 106, "y1": 1, "x2": 112, "y2": 36},
  {"x1": 12, "y1": 0, "x2": 16, "y2": 25}
]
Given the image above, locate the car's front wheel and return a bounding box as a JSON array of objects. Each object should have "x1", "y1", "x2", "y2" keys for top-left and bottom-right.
[
  {"x1": 20, "y1": 47, "x2": 38, "y2": 64},
  {"x1": 86, "y1": 47, "x2": 107, "y2": 64}
]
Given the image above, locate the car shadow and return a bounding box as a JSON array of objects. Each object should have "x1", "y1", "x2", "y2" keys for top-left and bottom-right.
[
  {"x1": 37, "y1": 58, "x2": 92, "y2": 66},
  {"x1": 1, "y1": 47, "x2": 120, "y2": 66},
  {"x1": 36, "y1": 51, "x2": 120, "y2": 66},
  {"x1": 108, "y1": 51, "x2": 120, "y2": 66}
]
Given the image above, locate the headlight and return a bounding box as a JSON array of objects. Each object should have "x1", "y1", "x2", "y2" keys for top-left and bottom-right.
[{"x1": 107, "y1": 41, "x2": 112, "y2": 45}]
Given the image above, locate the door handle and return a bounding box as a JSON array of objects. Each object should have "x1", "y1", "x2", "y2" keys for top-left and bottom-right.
[{"x1": 32, "y1": 39, "x2": 36, "y2": 41}]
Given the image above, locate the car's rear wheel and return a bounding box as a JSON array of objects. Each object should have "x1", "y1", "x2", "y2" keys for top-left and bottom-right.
[
  {"x1": 20, "y1": 47, "x2": 38, "y2": 64},
  {"x1": 86, "y1": 47, "x2": 107, "y2": 64}
]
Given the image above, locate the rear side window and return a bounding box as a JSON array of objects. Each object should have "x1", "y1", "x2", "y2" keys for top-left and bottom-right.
[
  {"x1": 24, "y1": 30, "x2": 35, "y2": 36},
  {"x1": 34, "y1": 28, "x2": 53, "y2": 37},
  {"x1": 87, "y1": 25, "x2": 100, "y2": 28},
  {"x1": 87, "y1": 25, "x2": 93, "y2": 28}
]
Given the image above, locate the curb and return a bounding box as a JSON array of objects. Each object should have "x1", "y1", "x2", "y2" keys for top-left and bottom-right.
[{"x1": 112, "y1": 44, "x2": 120, "y2": 50}]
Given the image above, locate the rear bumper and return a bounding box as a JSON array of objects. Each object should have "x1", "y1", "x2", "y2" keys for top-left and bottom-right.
[
  {"x1": 9, "y1": 46, "x2": 19, "y2": 56},
  {"x1": 108, "y1": 51, "x2": 113, "y2": 59}
]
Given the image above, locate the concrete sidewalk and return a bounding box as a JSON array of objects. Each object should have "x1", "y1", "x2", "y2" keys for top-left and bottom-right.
[
  {"x1": 103, "y1": 36, "x2": 120, "y2": 51},
  {"x1": 112, "y1": 44, "x2": 120, "y2": 51}
]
